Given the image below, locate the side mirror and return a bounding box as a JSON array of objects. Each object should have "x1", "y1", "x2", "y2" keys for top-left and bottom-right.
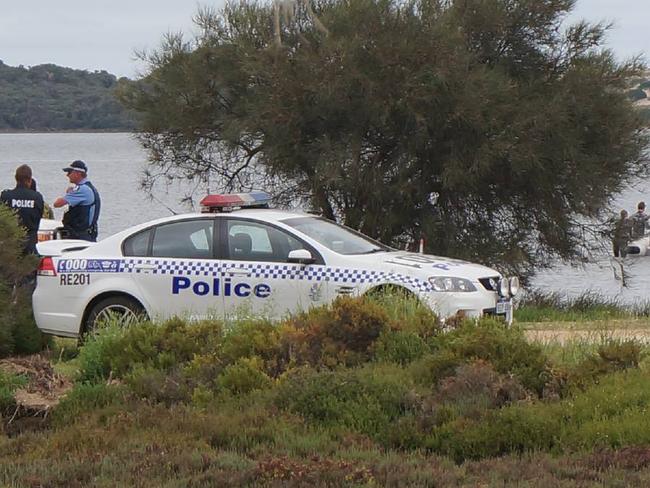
[{"x1": 287, "y1": 249, "x2": 315, "y2": 265}]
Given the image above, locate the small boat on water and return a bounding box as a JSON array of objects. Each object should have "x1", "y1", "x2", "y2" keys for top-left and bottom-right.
[{"x1": 626, "y1": 235, "x2": 650, "y2": 256}]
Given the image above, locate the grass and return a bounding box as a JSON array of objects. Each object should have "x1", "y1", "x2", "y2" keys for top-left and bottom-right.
[{"x1": 516, "y1": 289, "x2": 650, "y2": 323}]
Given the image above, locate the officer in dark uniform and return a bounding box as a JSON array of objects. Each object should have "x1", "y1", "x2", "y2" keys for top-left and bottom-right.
[
  {"x1": 53, "y1": 160, "x2": 101, "y2": 241},
  {"x1": 0, "y1": 164, "x2": 44, "y2": 255}
]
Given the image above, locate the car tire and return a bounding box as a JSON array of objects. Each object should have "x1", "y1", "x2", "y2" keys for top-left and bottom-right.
[{"x1": 83, "y1": 296, "x2": 146, "y2": 335}]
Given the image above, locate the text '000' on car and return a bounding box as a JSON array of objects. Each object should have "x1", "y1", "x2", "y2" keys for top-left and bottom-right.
[{"x1": 33, "y1": 192, "x2": 519, "y2": 337}]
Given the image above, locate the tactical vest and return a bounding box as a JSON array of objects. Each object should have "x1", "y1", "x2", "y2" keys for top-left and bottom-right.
[
  {"x1": 0, "y1": 186, "x2": 44, "y2": 254},
  {"x1": 62, "y1": 181, "x2": 101, "y2": 241}
]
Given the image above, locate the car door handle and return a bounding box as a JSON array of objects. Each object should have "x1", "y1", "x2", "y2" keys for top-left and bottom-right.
[
  {"x1": 226, "y1": 269, "x2": 251, "y2": 276},
  {"x1": 134, "y1": 264, "x2": 157, "y2": 272}
]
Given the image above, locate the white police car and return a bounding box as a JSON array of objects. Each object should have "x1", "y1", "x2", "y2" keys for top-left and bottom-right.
[{"x1": 33, "y1": 192, "x2": 519, "y2": 337}]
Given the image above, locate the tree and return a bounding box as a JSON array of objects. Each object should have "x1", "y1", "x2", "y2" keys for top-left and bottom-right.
[
  {"x1": 0, "y1": 62, "x2": 135, "y2": 130},
  {"x1": 0, "y1": 206, "x2": 50, "y2": 356},
  {"x1": 119, "y1": 0, "x2": 649, "y2": 277}
]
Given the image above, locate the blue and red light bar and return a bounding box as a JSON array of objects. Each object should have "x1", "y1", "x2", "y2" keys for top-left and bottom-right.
[{"x1": 200, "y1": 191, "x2": 272, "y2": 212}]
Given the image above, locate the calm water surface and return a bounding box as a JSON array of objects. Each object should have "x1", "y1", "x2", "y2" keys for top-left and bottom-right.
[{"x1": 1, "y1": 132, "x2": 650, "y2": 302}]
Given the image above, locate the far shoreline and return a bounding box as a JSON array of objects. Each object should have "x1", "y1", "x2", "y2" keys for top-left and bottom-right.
[{"x1": 0, "y1": 129, "x2": 137, "y2": 134}]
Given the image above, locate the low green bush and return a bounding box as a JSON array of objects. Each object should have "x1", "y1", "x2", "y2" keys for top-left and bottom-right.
[
  {"x1": 425, "y1": 368, "x2": 650, "y2": 461},
  {"x1": 374, "y1": 330, "x2": 429, "y2": 365},
  {"x1": 570, "y1": 339, "x2": 645, "y2": 388},
  {"x1": 366, "y1": 287, "x2": 441, "y2": 337},
  {"x1": 275, "y1": 363, "x2": 414, "y2": 439},
  {"x1": 52, "y1": 383, "x2": 127, "y2": 426},
  {"x1": 283, "y1": 296, "x2": 392, "y2": 368},
  {"x1": 409, "y1": 350, "x2": 462, "y2": 387},
  {"x1": 217, "y1": 356, "x2": 272, "y2": 395},
  {"x1": 0, "y1": 371, "x2": 28, "y2": 414},
  {"x1": 431, "y1": 318, "x2": 552, "y2": 395},
  {"x1": 0, "y1": 206, "x2": 51, "y2": 357},
  {"x1": 78, "y1": 318, "x2": 223, "y2": 382}
]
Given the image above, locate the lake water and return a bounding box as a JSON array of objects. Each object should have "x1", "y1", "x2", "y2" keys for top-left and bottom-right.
[{"x1": 1, "y1": 132, "x2": 650, "y2": 302}]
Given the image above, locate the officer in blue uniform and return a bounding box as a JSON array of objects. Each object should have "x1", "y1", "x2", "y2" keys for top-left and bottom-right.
[
  {"x1": 1, "y1": 164, "x2": 44, "y2": 254},
  {"x1": 53, "y1": 160, "x2": 101, "y2": 241}
]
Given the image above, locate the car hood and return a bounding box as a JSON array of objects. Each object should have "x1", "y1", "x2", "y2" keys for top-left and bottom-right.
[{"x1": 347, "y1": 251, "x2": 501, "y2": 281}]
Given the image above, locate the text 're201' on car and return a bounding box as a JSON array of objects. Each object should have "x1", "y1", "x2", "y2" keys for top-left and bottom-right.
[{"x1": 33, "y1": 192, "x2": 520, "y2": 338}]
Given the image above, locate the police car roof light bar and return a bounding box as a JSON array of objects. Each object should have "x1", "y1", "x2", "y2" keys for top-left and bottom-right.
[{"x1": 200, "y1": 191, "x2": 272, "y2": 213}]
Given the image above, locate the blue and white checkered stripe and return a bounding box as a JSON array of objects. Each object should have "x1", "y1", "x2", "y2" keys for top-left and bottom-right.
[{"x1": 119, "y1": 259, "x2": 433, "y2": 293}]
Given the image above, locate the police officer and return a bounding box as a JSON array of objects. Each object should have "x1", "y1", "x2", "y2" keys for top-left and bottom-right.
[
  {"x1": 630, "y1": 201, "x2": 650, "y2": 240},
  {"x1": 0, "y1": 164, "x2": 44, "y2": 255},
  {"x1": 612, "y1": 209, "x2": 632, "y2": 257},
  {"x1": 53, "y1": 160, "x2": 101, "y2": 242}
]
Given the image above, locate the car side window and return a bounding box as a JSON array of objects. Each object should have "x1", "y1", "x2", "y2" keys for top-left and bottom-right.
[
  {"x1": 123, "y1": 228, "x2": 152, "y2": 257},
  {"x1": 227, "y1": 220, "x2": 304, "y2": 262},
  {"x1": 150, "y1": 219, "x2": 214, "y2": 259}
]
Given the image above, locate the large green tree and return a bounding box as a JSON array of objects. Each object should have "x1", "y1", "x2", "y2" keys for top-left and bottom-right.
[{"x1": 119, "y1": 0, "x2": 649, "y2": 276}]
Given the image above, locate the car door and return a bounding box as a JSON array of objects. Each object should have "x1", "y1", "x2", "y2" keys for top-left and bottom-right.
[
  {"x1": 218, "y1": 217, "x2": 328, "y2": 319},
  {"x1": 123, "y1": 217, "x2": 223, "y2": 321}
]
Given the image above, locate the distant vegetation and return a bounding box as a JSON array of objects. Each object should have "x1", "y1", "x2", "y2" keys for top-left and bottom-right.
[{"x1": 0, "y1": 61, "x2": 135, "y2": 131}]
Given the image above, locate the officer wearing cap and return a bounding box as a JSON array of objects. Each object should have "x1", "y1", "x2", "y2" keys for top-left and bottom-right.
[
  {"x1": 1, "y1": 164, "x2": 44, "y2": 254},
  {"x1": 53, "y1": 160, "x2": 101, "y2": 241}
]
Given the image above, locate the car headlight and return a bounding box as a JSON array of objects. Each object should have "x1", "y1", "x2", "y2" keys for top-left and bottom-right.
[
  {"x1": 498, "y1": 278, "x2": 510, "y2": 297},
  {"x1": 497, "y1": 276, "x2": 520, "y2": 297},
  {"x1": 509, "y1": 277, "x2": 520, "y2": 296},
  {"x1": 428, "y1": 277, "x2": 477, "y2": 292}
]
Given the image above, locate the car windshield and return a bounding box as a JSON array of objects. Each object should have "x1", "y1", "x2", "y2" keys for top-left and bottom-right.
[{"x1": 282, "y1": 216, "x2": 391, "y2": 255}]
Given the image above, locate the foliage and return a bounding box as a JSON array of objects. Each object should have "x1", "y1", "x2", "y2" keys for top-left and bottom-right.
[
  {"x1": 515, "y1": 289, "x2": 650, "y2": 322},
  {"x1": 77, "y1": 317, "x2": 223, "y2": 382},
  {"x1": 275, "y1": 363, "x2": 413, "y2": 438},
  {"x1": 217, "y1": 356, "x2": 272, "y2": 395},
  {"x1": 0, "y1": 61, "x2": 135, "y2": 130},
  {"x1": 0, "y1": 206, "x2": 50, "y2": 357},
  {"x1": 51, "y1": 383, "x2": 127, "y2": 427},
  {"x1": 429, "y1": 317, "x2": 553, "y2": 395},
  {"x1": 427, "y1": 368, "x2": 650, "y2": 462},
  {"x1": 119, "y1": 0, "x2": 649, "y2": 277},
  {"x1": 282, "y1": 296, "x2": 392, "y2": 368},
  {"x1": 0, "y1": 371, "x2": 28, "y2": 414},
  {"x1": 569, "y1": 339, "x2": 644, "y2": 388}
]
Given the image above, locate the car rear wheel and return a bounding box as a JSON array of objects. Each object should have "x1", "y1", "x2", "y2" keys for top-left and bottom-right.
[{"x1": 84, "y1": 296, "x2": 146, "y2": 335}]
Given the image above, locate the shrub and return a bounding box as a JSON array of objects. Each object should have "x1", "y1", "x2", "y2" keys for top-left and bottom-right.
[
  {"x1": 125, "y1": 366, "x2": 193, "y2": 405},
  {"x1": 433, "y1": 360, "x2": 528, "y2": 417},
  {"x1": 76, "y1": 321, "x2": 125, "y2": 382},
  {"x1": 275, "y1": 363, "x2": 413, "y2": 438},
  {"x1": 0, "y1": 371, "x2": 28, "y2": 414},
  {"x1": 220, "y1": 319, "x2": 284, "y2": 375},
  {"x1": 366, "y1": 287, "x2": 441, "y2": 337},
  {"x1": 217, "y1": 356, "x2": 272, "y2": 395},
  {"x1": 409, "y1": 351, "x2": 462, "y2": 387},
  {"x1": 431, "y1": 318, "x2": 552, "y2": 395},
  {"x1": 374, "y1": 330, "x2": 429, "y2": 364},
  {"x1": 283, "y1": 296, "x2": 391, "y2": 368},
  {"x1": 570, "y1": 339, "x2": 645, "y2": 387},
  {"x1": 0, "y1": 206, "x2": 50, "y2": 357},
  {"x1": 52, "y1": 383, "x2": 127, "y2": 426},
  {"x1": 78, "y1": 318, "x2": 223, "y2": 382}
]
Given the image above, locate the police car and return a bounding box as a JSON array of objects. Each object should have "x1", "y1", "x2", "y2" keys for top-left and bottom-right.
[{"x1": 33, "y1": 192, "x2": 519, "y2": 337}]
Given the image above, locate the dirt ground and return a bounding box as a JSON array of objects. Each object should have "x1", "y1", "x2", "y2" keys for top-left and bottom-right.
[
  {"x1": 0, "y1": 354, "x2": 72, "y2": 413},
  {"x1": 524, "y1": 326, "x2": 650, "y2": 344}
]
